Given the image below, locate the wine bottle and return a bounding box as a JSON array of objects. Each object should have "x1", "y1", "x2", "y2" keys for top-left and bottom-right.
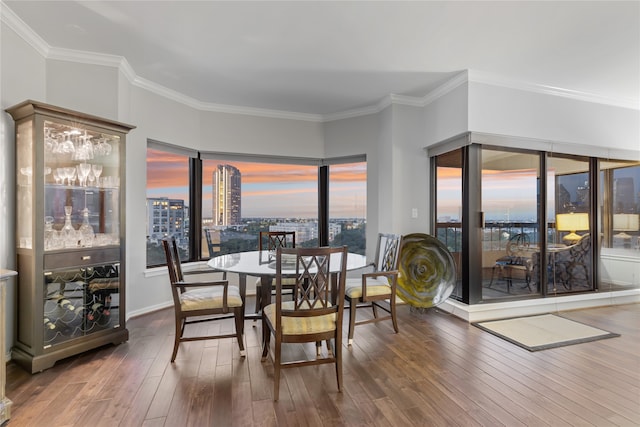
[
  {"x1": 87, "y1": 302, "x2": 104, "y2": 321},
  {"x1": 103, "y1": 294, "x2": 112, "y2": 316},
  {"x1": 57, "y1": 297, "x2": 75, "y2": 311},
  {"x1": 44, "y1": 317, "x2": 56, "y2": 330}
]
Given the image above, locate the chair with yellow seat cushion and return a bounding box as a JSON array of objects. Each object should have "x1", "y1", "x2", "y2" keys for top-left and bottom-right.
[
  {"x1": 345, "y1": 233, "x2": 402, "y2": 346},
  {"x1": 162, "y1": 237, "x2": 245, "y2": 362},
  {"x1": 261, "y1": 246, "x2": 348, "y2": 401}
]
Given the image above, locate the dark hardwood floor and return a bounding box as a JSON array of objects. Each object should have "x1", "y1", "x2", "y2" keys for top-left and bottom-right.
[{"x1": 6, "y1": 300, "x2": 639, "y2": 426}]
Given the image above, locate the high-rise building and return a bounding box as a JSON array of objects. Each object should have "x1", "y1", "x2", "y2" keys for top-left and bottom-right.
[
  {"x1": 213, "y1": 164, "x2": 242, "y2": 225},
  {"x1": 614, "y1": 177, "x2": 636, "y2": 213},
  {"x1": 146, "y1": 197, "x2": 186, "y2": 243}
]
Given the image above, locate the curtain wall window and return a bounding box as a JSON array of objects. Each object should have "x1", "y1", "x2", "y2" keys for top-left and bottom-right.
[
  {"x1": 327, "y1": 161, "x2": 367, "y2": 255},
  {"x1": 146, "y1": 146, "x2": 191, "y2": 266},
  {"x1": 434, "y1": 148, "x2": 464, "y2": 300},
  {"x1": 146, "y1": 143, "x2": 367, "y2": 267},
  {"x1": 200, "y1": 158, "x2": 319, "y2": 257},
  {"x1": 481, "y1": 149, "x2": 541, "y2": 300}
]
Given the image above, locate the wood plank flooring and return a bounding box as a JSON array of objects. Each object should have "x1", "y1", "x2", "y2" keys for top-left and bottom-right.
[{"x1": 6, "y1": 301, "x2": 640, "y2": 426}]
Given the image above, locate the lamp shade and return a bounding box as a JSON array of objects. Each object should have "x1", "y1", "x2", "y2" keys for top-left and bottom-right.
[
  {"x1": 613, "y1": 213, "x2": 640, "y2": 232},
  {"x1": 556, "y1": 213, "x2": 589, "y2": 232},
  {"x1": 556, "y1": 212, "x2": 589, "y2": 243}
]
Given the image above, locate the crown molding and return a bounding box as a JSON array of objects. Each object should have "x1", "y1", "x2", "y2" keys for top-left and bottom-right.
[
  {"x1": 132, "y1": 75, "x2": 323, "y2": 122},
  {"x1": 3, "y1": 1, "x2": 637, "y2": 123},
  {"x1": 322, "y1": 93, "x2": 427, "y2": 122},
  {"x1": 1, "y1": 2, "x2": 49, "y2": 57},
  {"x1": 467, "y1": 69, "x2": 639, "y2": 110}
]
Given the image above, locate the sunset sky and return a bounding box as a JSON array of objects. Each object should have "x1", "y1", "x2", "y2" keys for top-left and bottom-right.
[
  {"x1": 146, "y1": 149, "x2": 367, "y2": 219},
  {"x1": 148, "y1": 149, "x2": 638, "y2": 221}
]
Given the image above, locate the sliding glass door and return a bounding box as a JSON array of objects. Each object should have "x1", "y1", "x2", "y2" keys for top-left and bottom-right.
[
  {"x1": 546, "y1": 154, "x2": 593, "y2": 295},
  {"x1": 481, "y1": 149, "x2": 541, "y2": 300}
]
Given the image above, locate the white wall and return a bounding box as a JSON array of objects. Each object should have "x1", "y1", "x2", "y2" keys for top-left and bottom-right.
[
  {"x1": 468, "y1": 82, "x2": 640, "y2": 150},
  {"x1": 389, "y1": 104, "x2": 431, "y2": 236},
  {"x1": 46, "y1": 60, "x2": 120, "y2": 119},
  {"x1": 324, "y1": 112, "x2": 381, "y2": 261},
  {"x1": 0, "y1": 22, "x2": 47, "y2": 359},
  {"x1": 423, "y1": 83, "x2": 470, "y2": 147}
]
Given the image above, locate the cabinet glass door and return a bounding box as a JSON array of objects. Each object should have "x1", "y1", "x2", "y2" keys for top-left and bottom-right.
[
  {"x1": 44, "y1": 263, "x2": 121, "y2": 348},
  {"x1": 43, "y1": 120, "x2": 121, "y2": 250}
]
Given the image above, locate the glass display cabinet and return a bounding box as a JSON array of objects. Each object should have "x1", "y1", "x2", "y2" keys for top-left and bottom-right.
[{"x1": 6, "y1": 100, "x2": 135, "y2": 373}]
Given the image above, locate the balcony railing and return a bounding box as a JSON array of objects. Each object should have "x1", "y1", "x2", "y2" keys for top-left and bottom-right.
[{"x1": 436, "y1": 221, "x2": 560, "y2": 252}]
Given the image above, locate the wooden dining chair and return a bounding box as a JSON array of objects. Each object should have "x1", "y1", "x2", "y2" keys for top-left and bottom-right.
[
  {"x1": 259, "y1": 231, "x2": 296, "y2": 251},
  {"x1": 202, "y1": 228, "x2": 227, "y2": 279},
  {"x1": 254, "y1": 231, "x2": 296, "y2": 315},
  {"x1": 344, "y1": 233, "x2": 402, "y2": 346},
  {"x1": 162, "y1": 237, "x2": 245, "y2": 362},
  {"x1": 261, "y1": 246, "x2": 348, "y2": 401}
]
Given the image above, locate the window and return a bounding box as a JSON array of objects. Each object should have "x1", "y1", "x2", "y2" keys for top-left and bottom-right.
[
  {"x1": 599, "y1": 160, "x2": 640, "y2": 291},
  {"x1": 328, "y1": 162, "x2": 367, "y2": 254},
  {"x1": 146, "y1": 143, "x2": 367, "y2": 267},
  {"x1": 547, "y1": 154, "x2": 593, "y2": 294},
  {"x1": 200, "y1": 159, "x2": 319, "y2": 257},
  {"x1": 434, "y1": 148, "x2": 463, "y2": 300},
  {"x1": 146, "y1": 146, "x2": 190, "y2": 266},
  {"x1": 481, "y1": 149, "x2": 540, "y2": 300}
]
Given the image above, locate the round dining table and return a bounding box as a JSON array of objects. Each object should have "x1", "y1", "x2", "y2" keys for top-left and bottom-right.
[{"x1": 207, "y1": 250, "x2": 368, "y2": 336}]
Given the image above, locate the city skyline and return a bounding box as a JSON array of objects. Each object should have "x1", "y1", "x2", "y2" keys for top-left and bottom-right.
[
  {"x1": 437, "y1": 166, "x2": 640, "y2": 222},
  {"x1": 146, "y1": 149, "x2": 367, "y2": 218}
]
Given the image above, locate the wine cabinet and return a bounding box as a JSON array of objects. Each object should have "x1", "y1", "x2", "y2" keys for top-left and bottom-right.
[{"x1": 6, "y1": 100, "x2": 135, "y2": 373}]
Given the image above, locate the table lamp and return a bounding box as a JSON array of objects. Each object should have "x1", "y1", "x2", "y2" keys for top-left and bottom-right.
[
  {"x1": 613, "y1": 213, "x2": 639, "y2": 240},
  {"x1": 556, "y1": 212, "x2": 589, "y2": 243}
]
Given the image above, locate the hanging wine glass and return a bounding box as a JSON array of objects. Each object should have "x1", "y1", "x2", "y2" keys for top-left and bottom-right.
[
  {"x1": 61, "y1": 133, "x2": 75, "y2": 154},
  {"x1": 45, "y1": 128, "x2": 55, "y2": 153}
]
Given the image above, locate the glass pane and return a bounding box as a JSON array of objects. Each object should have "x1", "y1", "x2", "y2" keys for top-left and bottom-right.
[
  {"x1": 146, "y1": 147, "x2": 190, "y2": 266},
  {"x1": 481, "y1": 149, "x2": 540, "y2": 300},
  {"x1": 435, "y1": 149, "x2": 463, "y2": 300},
  {"x1": 44, "y1": 120, "x2": 121, "y2": 251},
  {"x1": 16, "y1": 120, "x2": 34, "y2": 249},
  {"x1": 599, "y1": 160, "x2": 640, "y2": 291},
  {"x1": 328, "y1": 162, "x2": 366, "y2": 255},
  {"x1": 44, "y1": 262, "x2": 121, "y2": 348},
  {"x1": 546, "y1": 155, "x2": 592, "y2": 294},
  {"x1": 201, "y1": 159, "x2": 318, "y2": 257}
]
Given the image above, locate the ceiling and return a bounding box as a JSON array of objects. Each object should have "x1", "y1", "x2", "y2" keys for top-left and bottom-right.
[{"x1": 3, "y1": 1, "x2": 639, "y2": 118}]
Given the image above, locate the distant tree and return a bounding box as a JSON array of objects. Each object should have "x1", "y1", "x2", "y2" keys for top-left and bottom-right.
[{"x1": 332, "y1": 228, "x2": 366, "y2": 255}]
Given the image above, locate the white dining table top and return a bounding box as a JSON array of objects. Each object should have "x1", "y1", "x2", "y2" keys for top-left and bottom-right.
[{"x1": 207, "y1": 250, "x2": 368, "y2": 276}]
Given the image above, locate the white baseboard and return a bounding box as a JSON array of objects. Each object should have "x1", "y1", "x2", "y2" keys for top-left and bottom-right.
[{"x1": 438, "y1": 289, "x2": 640, "y2": 323}]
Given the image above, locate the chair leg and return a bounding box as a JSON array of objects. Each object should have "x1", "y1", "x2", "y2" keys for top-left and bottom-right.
[
  {"x1": 261, "y1": 327, "x2": 270, "y2": 360},
  {"x1": 234, "y1": 307, "x2": 246, "y2": 357},
  {"x1": 273, "y1": 338, "x2": 281, "y2": 401},
  {"x1": 335, "y1": 338, "x2": 343, "y2": 392},
  {"x1": 390, "y1": 298, "x2": 399, "y2": 333},
  {"x1": 254, "y1": 285, "x2": 261, "y2": 314},
  {"x1": 347, "y1": 298, "x2": 357, "y2": 346},
  {"x1": 488, "y1": 265, "x2": 497, "y2": 287},
  {"x1": 171, "y1": 317, "x2": 183, "y2": 363}
]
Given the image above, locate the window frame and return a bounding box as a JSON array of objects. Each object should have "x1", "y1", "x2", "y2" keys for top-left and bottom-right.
[{"x1": 146, "y1": 141, "x2": 365, "y2": 267}]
